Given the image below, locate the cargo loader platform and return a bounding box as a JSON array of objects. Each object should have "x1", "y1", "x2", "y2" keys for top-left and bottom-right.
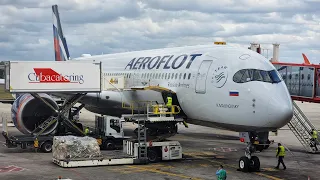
[{"x1": 52, "y1": 139, "x2": 182, "y2": 168}]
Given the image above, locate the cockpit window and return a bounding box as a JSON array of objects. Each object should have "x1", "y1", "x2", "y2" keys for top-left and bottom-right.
[{"x1": 233, "y1": 69, "x2": 281, "y2": 84}]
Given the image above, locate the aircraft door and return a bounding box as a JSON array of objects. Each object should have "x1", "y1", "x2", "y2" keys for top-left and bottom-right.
[
  {"x1": 195, "y1": 60, "x2": 213, "y2": 94},
  {"x1": 130, "y1": 70, "x2": 140, "y2": 87}
]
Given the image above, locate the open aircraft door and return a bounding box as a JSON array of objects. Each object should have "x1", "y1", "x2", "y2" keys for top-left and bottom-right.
[{"x1": 195, "y1": 60, "x2": 213, "y2": 94}]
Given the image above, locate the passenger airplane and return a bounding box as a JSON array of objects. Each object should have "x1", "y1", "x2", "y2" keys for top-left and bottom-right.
[{"x1": 1, "y1": 5, "x2": 293, "y2": 172}]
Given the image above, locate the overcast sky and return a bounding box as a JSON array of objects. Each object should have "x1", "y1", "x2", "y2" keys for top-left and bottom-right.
[{"x1": 0, "y1": 0, "x2": 319, "y2": 63}]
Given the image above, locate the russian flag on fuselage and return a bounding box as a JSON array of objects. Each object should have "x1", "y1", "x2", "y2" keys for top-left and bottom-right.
[
  {"x1": 52, "y1": 5, "x2": 70, "y2": 61},
  {"x1": 229, "y1": 91, "x2": 239, "y2": 96}
]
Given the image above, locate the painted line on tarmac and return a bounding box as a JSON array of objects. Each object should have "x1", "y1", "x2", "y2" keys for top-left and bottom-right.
[
  {"x1": 108, "y1": 164, "x2": 175, "y2": 174},
  {"x1": 184, "y1": 152, "x2": 284, "y2": 180},
  {"x1": 255, "y1": 172, "x2": 284, "y2": 180},
  {"x1": 126, "y1": 165, "x2": 203, "y2": 180},
  {"x1": 0, "y1": 165, "x2": 25, "y2": 173}
]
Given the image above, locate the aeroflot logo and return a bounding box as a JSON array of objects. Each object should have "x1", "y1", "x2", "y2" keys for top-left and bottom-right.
[
  {"x1": 125, "y1": 54, "x2": 202, "y2": 70},
  {"x1": 28, "y1": 68, "x2": 84, "y2": 84}
]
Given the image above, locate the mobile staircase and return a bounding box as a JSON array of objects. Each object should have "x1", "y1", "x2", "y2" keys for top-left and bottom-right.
[{"x1": 287, "y1": 101, "x2": 320, "y2": 153}]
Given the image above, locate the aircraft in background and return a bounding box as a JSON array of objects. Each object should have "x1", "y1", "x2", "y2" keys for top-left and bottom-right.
[{"x1": 0, "y1": 5, "x2": 294, "y2": 172}]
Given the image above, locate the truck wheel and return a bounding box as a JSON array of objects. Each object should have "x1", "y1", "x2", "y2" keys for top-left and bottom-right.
[
  {"x1": 41, "y1": 141, "x2": 52, "y2": 153},
  {"x1": 103, "y1": 140, "x2": 115, "y2": 150},
  {"x1": 148, "y1": 148, "x2": 159, "y2": 163}
]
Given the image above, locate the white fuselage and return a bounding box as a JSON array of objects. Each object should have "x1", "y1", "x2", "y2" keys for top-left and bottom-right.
[{"x1": 56, "y1": 44, "x2": 293, "y2": 132}]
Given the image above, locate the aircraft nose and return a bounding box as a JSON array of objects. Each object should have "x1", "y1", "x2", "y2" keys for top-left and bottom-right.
[{"x1": 267, "y1": 85, "x2": 293, "y2": 128}]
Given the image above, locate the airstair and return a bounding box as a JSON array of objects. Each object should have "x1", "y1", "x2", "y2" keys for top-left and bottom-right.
[
  {"x1": 287, "y1": 101, "x2": 319, "y2": 153},
  {"x1": 136, "y1": 102, "x2": 148, "y2": 162}
]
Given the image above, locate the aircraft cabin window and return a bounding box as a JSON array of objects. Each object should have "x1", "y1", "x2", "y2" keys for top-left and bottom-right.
[
  {"x1": 301, "y1": 74, "x2": 304, "y2": 80},
  {"x1": 233, "y1": 69, "x2": 281, "y2": 84},
  {"x1": 179, "y1": 73, "x2": 182, "y2": 79},
  {"x1": 184, "y1": 73, "x2": 186, "y2": 79},
  {"x1": 188, "y1": 73, "x2": 191, "y2": 79},
  {"x1": 308, "y1": 74, "x2": 311, "y2": 80}
]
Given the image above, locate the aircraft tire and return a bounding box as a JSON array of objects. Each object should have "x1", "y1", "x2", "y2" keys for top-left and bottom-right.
[
  {"x1": 250, "y1": 156, "x2": 260, "y2": 172},
  {"x1": 239, "y1": 156, "x2": 250, "y2": 172}
]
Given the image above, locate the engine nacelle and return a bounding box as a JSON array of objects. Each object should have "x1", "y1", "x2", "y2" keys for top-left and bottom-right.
[{"x1": 11, "y1": 93, "x2": 59, "y2": 135}]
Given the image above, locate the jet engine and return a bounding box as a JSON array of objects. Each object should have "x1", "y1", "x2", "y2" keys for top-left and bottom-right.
[{"x1": 11, "y1": 93, "x2": 59, "y2": 135}]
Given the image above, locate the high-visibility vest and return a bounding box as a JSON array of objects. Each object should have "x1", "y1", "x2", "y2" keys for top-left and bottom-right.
[
  {"x1": 312, "y1": 130, "x2": 318, "y2": 139},
  {"x1": 84, "y1": 128, "x2": 89, "y2": 135},
  {"x1": 166, "y1": 97, "x2": 172, "y2": 107},
  {"x1": 277, "y1": 146, "x2": 285, "y2": 156}
]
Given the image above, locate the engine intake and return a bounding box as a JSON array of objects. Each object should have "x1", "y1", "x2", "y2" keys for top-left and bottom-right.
[{"x1": 11, "y1": 93, "x2": 59, "y2": 135}]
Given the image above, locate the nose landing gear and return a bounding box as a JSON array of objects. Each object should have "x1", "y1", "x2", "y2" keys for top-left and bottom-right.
[
  {"x1": 238, "y1": 142, "x2": 260, "y2": 172},
  {"x1": 238, "y1": 131, "x2": 271, "y2": 172}
]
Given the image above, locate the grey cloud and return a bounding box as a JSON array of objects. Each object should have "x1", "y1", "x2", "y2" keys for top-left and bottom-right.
[
  {"x1": 143, "y1": 0, "x2": 317, "y2": 14},
  {"x1": 0, "y1": 0, "x2": 319, "y2": 63}
]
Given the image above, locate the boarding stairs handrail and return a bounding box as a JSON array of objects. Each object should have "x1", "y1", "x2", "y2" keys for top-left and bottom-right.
[{"x1": 287, "y1": 101, "x2": 319, "y2": 153}]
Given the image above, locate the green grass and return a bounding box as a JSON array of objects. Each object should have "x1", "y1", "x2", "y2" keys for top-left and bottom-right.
[{"x1": 0, "y1": 88, "x2": 14, "y2": 99}]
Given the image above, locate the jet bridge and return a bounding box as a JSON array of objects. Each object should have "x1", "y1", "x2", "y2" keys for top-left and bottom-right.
[
  {"x1": 272, "y1": 62, "x2": 320, "y2": 153},
  {"x1": 3, "y1": 60, "x2": 102, "y2": 137}
]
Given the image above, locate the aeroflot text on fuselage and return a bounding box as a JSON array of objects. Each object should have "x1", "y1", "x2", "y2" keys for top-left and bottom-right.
[
  {"x1": 125, "y1": 54, "x2": 202, "y2": 70},
  {"x1": 28, "y1": 73, "x2": 85, "y2": 84}
]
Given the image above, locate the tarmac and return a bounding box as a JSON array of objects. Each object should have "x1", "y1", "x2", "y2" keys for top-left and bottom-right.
[{"x1": 0, "y1": 101, "x2": 319, "y2": 180}]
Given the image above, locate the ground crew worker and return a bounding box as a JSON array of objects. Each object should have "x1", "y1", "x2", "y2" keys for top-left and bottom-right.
[
  {"x1": 275, "y1": 143, "x2": 286, "y2": 170},
  {"x1": 165, "y1": 94, "x2": 173, "y2": 117},
  {"x1": 311, "y1": 129, "x2": 318, "y2": 151},
  {"x1": 84, "y1": 127, "x2": 89, "y2": 135},
  {"x1": 216, "y1": 165, "x2": 227, "y2": 180},
  {"x1": 166, "y1": 94, "x2": 172, "y2": 108}
]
